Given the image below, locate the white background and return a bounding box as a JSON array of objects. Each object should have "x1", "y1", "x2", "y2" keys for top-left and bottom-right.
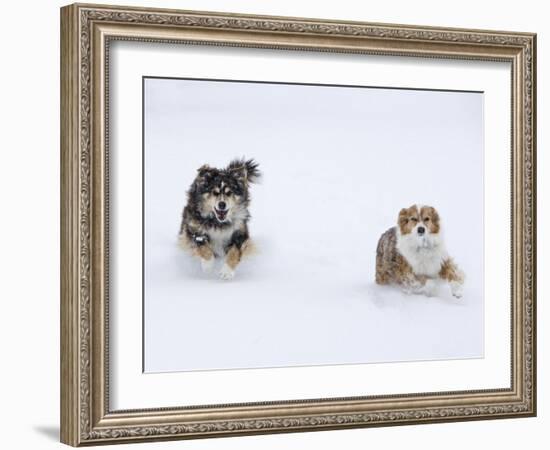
[
  {"x1": 143, "y1": 78, "x2": 485, "y2": 372},
  {"x1": 0, "y1": 0, "x2": 546, "y2": 449}
]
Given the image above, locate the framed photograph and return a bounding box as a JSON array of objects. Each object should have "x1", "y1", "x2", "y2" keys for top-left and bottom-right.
[{"x1": 60, "y1": 3, "x2": 536, "y2": 446}]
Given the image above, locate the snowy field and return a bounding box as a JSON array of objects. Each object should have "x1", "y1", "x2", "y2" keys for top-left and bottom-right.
[{"x1": 143, "y1": 78, "x2": 484, "y2": 373}]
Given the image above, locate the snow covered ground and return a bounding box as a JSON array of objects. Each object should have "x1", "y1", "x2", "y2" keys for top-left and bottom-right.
[{"x1": 143, "y1": 78, "x2": 484, "y2": 373}]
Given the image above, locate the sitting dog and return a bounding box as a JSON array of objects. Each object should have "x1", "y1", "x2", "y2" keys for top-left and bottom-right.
[
  {"x1": 375, "y1": 205, "x2": 464, "y2": 298},
  {"x1": 178, "y1": 158, "x2": 260, "y2": 280}
]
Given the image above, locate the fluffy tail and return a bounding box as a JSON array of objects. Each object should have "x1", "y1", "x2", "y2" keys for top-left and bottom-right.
[{"x1": 227, "y1": 158, "x2": 261, "y2": 183}]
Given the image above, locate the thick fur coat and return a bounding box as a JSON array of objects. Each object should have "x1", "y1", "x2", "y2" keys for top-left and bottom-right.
[
  {"x1": 375, "y1": 205, "x2": 464, "y2": 298},
  {"x1": 178, "y1": 158, "x2": 261, "y2": 280}
]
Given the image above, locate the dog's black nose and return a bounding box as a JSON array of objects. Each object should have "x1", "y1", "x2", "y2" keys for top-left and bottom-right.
[
  {"x1": 417, "y1": 226, "x2": 425, "y2": 235},
  {"x1": 218, "y1": 201, "x2": 226, "y2": 210}
]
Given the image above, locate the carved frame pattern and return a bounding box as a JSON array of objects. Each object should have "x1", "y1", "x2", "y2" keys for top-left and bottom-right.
[{"x1": 60, "y1": 3, "x2": 536, "y2": 446}]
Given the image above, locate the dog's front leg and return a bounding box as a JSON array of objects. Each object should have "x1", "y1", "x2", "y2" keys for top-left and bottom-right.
[
  {"x1": 219, "y1": 230, "x2": 249, "y2": 280},
  {"x1": 401, "y1": 274, "x2": 424, "y2": 295},
  {"x1": 439, "y1": 258, "x2": 465, "y2": 298},
  {"x1": 401, "y1": 274, "x2": 437, "y2": 297},
  {"x1": 194, "y1": 239, "x2": 215, "y2": 273},
  {"x1": 219, "y1": 245, "x2": 241, "y2": 280}
]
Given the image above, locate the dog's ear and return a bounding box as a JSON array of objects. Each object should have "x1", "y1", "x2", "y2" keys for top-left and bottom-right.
[
  {"x1": 243, "y1": 159, "x2": 261, "y2": 184},
  {"x1": 197, "y1": 164, "x2": 213, "y2": 178},
  {"x1": 229, "y1": 165, "x2": 247, "y2": 181},
  {"x1": 227, "y1": 158, "x2": 261, "y2": 184},
  {"x1": 422, "y1": 206, "x2": 441, "y2": 228},
  {"x1": 398, "y1": 208, "x2": 409, "y2": 226}
]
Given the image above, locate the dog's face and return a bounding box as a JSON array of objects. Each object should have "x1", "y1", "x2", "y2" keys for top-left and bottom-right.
[
  {"x1": 194, "y1": 165, "x2": 248, "y2": 223},
  {"x1": 398, "y1": 205, "x2": 441, "y2": 248}
]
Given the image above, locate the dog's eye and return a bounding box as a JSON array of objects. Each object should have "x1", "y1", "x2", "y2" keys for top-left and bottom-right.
[
  {"x1": 424, "y1": 217, "x2": 430, "y2": 222},
  {"x1": 225, "y1": 190, "x2": 232, "y2": 196},
  {"x1": 213, "y1": 191, "x2": 220, "y2": 196}
]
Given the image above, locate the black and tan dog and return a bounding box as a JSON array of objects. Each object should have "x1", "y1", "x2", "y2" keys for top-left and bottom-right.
[{"x1": 178, "y1": 158, "x2": 261, "y2": 280}]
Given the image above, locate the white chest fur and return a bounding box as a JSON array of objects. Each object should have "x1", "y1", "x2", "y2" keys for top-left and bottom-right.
[
  {"x1": 396, "y1": 233, "x2": 447, "y2": 277},
  {"x1": 208, "y1": 226, "x2": 236, "y2": 257}
]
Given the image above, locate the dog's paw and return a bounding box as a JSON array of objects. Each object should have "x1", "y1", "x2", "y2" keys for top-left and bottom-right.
[
  {"x1": 218, "y1": 264, "x2": 235, "y2": 280},
  {"x1": 450, "y1": 281, "x2": 463, "y2": 298},
  {"x1": 422, "y1": 279, "x2": 439, "y2": 297},
  {"x1": 200, "y1": 258, "x2": 215, "y2": 273}
]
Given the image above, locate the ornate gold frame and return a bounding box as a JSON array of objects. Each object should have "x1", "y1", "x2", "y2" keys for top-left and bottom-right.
[{"x1": 60, "y1": 2, "x2": 536, "y2": 446}]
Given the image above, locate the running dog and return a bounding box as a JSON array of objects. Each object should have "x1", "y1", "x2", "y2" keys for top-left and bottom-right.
[
  {"x1": 178, "y1": 158, "x2": 261, "y2": 280},
  {"x1": 375, "y1": 205, "x2": 464, "y2": 298}
]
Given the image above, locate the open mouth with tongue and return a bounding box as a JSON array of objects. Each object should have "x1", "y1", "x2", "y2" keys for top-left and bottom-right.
[{"x1": 214, "y1": 208, "x2": 229, "y2": 222}]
